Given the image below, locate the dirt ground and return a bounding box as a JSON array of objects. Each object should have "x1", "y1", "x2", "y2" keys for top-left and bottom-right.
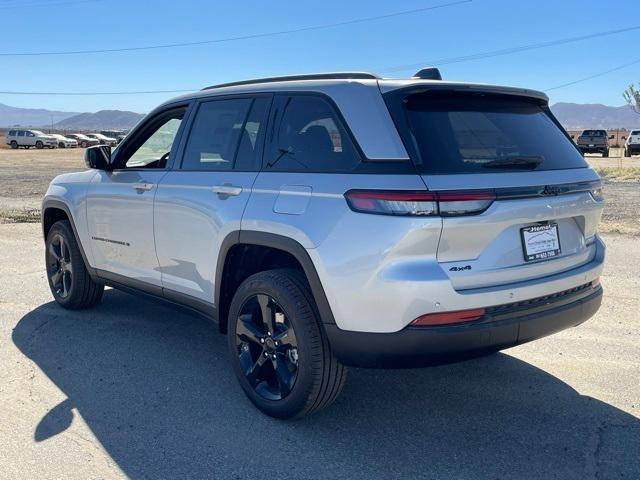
[{"x1": 1, "y1": 146, "x2": 638, "y2": 235}]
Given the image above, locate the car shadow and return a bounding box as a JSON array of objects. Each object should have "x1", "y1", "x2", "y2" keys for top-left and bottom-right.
[{"x1": 13, "y1": 289, "x2": 640, "y2": 480}]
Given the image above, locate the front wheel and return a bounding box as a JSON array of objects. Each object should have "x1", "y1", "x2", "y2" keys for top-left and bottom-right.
[
  {"x1": 602, "y1": 149, "x2": 609, "y2": 158},
  {"x1": 10, "y1": 140, "x2": 18, "y2": 149},
  {"x1": 36, "y1": 141, "x2": 43, "y2": 149},
  {"x1": 81, "y1": 141, "x2": 87, "y2": 148},
  {"x1": 227, "y1": 269, "x2": 346, "y2": 419},
  {"x1": 45, "y1": 220, "x2": 104, "y2": 309}
]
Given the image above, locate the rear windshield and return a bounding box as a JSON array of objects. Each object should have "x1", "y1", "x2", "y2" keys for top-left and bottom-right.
[
  {"x1": 631, "y1": 131, "x2": 640, "y2": 135},
  {"x1": 581, "y1": 130, "x2": 605, "y2": 136},
  {"x1": 396, "y1": 92, "x2": 587, "y2": 174}
]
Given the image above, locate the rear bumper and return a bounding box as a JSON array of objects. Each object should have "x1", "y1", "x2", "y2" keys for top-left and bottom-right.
[
  {"x1": 325, "y1": 285, "x2": 602, "y2": 368},
  {"x1": 578, "y1": 145, "x2": 607, "y2": 153}
]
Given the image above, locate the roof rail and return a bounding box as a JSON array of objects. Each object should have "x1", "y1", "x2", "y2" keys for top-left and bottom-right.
[{"x1": 202, "y1": 72, "x2": 380, "y2": 91}]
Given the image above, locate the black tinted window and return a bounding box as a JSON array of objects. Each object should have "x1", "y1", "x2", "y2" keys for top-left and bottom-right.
[
  {"x1": 182, "y1": 98, "x2": 252, "y2": 171},
  {"x1": 266, "y1": 95, "x2": 360, "y2": 172},
  {"x1": 18, "y1": 131, "x2": 24, "y2": 137},
  {"x1": 399, "y1": 92, "x2": 587, "y2": 174},
  {"x1": 234, "y1": 97, "x2": 270, "y2": 171},
  {"x1": 8, "y1": 130, "x2": 15, "y2": 136}
]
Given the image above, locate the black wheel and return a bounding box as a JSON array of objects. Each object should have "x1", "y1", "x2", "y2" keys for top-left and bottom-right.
[
  {"x1": 36, "y1": 140, "x2": 43, "y2": 149},
  {"x1": 602, "y1": 149, "x2": 609, "y2": 158},
  {"x1": 625, "y1": 148, "x2": 631, "y2": 157},
  {"x1": 45, "y1": 220, "x2": 104, "y2": 309},
  {"x1": 10, "y1": 140, "x2": 18, "y2": 149},
  {"x1": 58, "y1": 142, "x2": 65, "y2": 148},
  {"x1": 81, "y1": 141, "x2": 87, "y2": 148},
  {"x1": 228, "y1": 269, "x2": 346, "y2": 419}
]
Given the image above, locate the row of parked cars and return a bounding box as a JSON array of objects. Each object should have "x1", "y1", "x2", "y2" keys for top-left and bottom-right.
[
  {"x1": 574, "y1": 129, "x2": 640, "y2": 157},
  {"x1": 5, "y1": 129, "x2": 121, "y2": 149}
]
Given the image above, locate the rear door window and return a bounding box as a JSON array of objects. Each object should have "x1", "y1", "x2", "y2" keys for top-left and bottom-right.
[
  {"x1": 265, "y1": 95, "x2": 361, "y2": 172},
  {"x1": 391, "y1": 91, "x2": 587, "y2": 174},
  {"x1": 181, "y1": 98, "x2": 253, "y2": 171}
]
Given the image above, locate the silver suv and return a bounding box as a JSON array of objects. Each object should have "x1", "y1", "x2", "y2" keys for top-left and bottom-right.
[
  {"x1": 7, "y1": 129, "x2": 58, "y2": 149},
  {"x1": 41, "y1": 70, "x2": 605, "y2": 418}
]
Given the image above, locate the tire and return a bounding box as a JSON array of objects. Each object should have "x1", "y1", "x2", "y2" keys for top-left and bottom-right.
[
  {"x1": 625, "y1": 148, "x2": 631, "y2": 157},
  {"x1": 602, "y1": 149, "x2": 609, "y2": 158},
  {"x1": 25, "y1": 145, "x2": 30, "y2": 149},
  {"x1": 58, "y1": 142, "x2": 65, "y2": 148},
  {"x1": 227, "y1": 269, "x2": 346, "y2": 419},
  {"x1": 45, "y1": 220, "x2": 104, "y2": 309},
  {"x1": 36, "y1": 141, "x2": 43, "y2": 149},
  {"x1": 81, "y1": 141, "x2": 87, "y2": 148},
  {"x1": 10, "y1": 140, "x2": 18, "y2": 149}
]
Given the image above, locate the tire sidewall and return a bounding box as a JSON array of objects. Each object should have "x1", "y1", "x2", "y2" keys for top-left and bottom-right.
[
  {"x1": 227, "y1": 271, "x2": 322, "y2": 419},
  {"x1": 45, "y1": 221, "x2": 87, "y2": 308}
]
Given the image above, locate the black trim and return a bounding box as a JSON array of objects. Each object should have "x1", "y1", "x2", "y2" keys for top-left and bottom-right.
[
  {"x1": 202, "y1": 72, "x2": 380, "y2": 91},
  {"x1": 325, "y1": 286, "x2": 603, "y2": 368},
  {"x1": 41, "y1": 199, "x2": 98, "y2": 280},
  {"x1": 215, "y1": 231, "x2": 336, "y2": 326},
  {"x1": 96, "y1": 269, "x2": 218, "y2": 322}
]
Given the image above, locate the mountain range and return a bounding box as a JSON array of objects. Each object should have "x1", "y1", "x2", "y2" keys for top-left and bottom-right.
[
  {"x1": 0, "y1": 103, "x2": 145, "y2": 130},
  {"x1": 2, "y1": 101, "x2": 640, "y2": 131}
]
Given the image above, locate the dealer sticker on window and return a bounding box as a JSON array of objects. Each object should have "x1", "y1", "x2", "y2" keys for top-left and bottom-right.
[{"x1": 520, "y1": 223, "x2": 561, "y2": 262}]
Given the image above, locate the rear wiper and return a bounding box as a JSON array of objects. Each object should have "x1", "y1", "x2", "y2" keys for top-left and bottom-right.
[{"x1": 481, "y1": 156, "x2": 543, "y2": 170}]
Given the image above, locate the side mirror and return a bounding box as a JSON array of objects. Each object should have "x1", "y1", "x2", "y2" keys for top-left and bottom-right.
[{"x1": 84, "y1": 145, "x2": 112, "y2": 170}]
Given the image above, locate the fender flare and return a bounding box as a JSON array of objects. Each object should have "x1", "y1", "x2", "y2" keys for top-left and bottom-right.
[
  {"x1": 41, "y1": 199, "x2": 98, "y2": 279},
  {"x1": 215, "y1": 230, "x2": 336, "y2": 327}
]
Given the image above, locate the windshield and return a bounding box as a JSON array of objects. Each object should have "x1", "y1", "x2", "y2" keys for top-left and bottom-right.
[
  {"x1": 395, "y1": 91, "x2": 587, "y2": 174},
  {"x1": 31, "y1": 130, "x2": 45, "y2": 135}
]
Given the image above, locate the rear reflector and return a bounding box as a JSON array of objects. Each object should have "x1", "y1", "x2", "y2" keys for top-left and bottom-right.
[
  {"x1": 345, "y1": 190, "x2": 495, "y2": 217},
  {"x1": 411, "y1": 308, "x2": 486, "y2": 326}
]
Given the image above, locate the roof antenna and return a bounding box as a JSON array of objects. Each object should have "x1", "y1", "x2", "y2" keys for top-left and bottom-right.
[{"x1": 412, "y1": 67, "x2": 442, "y2": 81}]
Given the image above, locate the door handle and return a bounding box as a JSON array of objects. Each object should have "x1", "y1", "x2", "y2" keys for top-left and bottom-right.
[
  {"x1": 132, "y1": 183, "x2": 155, "y2": 191},
  {"x1": 211, "y1": 184, "x2": 242, "y2": 196}
]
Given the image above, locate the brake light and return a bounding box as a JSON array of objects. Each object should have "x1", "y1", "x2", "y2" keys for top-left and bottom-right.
[
  {"x1": 344, "y1": 190, "x2": 495, "y2": 216},
  {"x1": 411, "y1": 308, "x2": 486, "y2": 326}
]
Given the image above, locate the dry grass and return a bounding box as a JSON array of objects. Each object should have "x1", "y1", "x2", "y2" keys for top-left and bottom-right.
[
  {"x1": 593, "y1": 166, "x2": 640, "y2": 182},
  {"x1": 0, "y1": 209, "x2": 40, "y2": 224}
]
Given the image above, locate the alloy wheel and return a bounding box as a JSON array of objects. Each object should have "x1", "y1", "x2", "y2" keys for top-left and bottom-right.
[
  {"x1": 47, "y1": 234, "x2": 72, "y2": 298},
  {"x1": 235, "y1": 294, "x2": 299, "y2": 401}
]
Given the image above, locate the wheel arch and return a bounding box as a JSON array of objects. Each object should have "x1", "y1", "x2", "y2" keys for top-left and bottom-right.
[
  {"x1": 216, "y1": 230, "x2": 336, "y2": 334},
  {"x1": 42, "y1": 199, "x2": 97, "y2": 279}
]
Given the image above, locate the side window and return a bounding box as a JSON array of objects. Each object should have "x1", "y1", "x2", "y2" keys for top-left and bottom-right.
[
  {"x1": 18, "y1": 131, "x2": 24, "y2": 137},
  {"x1": 8, "y1": 130, "x2": 15, "y2": 136},
  {"x1": 181, "y1": 98, "x2": 252, "y2": 171},
  {"x1": 266, "y1": 95, "x2": 360, "y2": 172},
  {"x1": 122, "y1": 109, "x2": 185, "y2": 169},
  {"x1": 27, "y1": 131, "x2": 35, "y2": 137}
]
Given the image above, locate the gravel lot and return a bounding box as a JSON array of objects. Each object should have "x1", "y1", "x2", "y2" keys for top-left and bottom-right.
[{"x1": 0, "y1": 146, "x2": 639, "y2": 479}]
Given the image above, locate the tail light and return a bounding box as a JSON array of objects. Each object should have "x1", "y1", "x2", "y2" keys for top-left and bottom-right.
[
  {"x1": 589, "y1": 181, "x2": 604, "y2": 202},
  {"x1": 411, "y1": 308, "x2": 486, "y2": 326},
  {"x1": 345, "y1": 190, "x2": 495, "y2": 217}
]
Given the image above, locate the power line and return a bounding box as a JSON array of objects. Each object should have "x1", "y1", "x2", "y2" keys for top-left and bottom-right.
[
  {"x1": 379, "y1": 24, "x2": 640, "y2": 72},
  {"x1": 0, "y1": 1, "x2": 471, "y2": 56},
  {"x1": 544, "y1": 58, "x2": 640, "y2": 91},
  {"x1": 2, "y1": 24, "x2": 639, "y2": 96}
]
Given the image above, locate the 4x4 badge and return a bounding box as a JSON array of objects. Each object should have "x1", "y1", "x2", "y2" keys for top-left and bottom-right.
[{"x1": 449, "y1": 265, "x2": 471, "y2": 272}]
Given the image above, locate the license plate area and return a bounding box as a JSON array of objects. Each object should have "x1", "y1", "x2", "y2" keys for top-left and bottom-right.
[{"x1": 520, "y1": 223, "x2": 561, "y2": 262}]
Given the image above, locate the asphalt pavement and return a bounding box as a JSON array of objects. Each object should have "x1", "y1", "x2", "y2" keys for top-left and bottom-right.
[{"x1": 0, "y1": 224, "x2": 638, "y2": 479}]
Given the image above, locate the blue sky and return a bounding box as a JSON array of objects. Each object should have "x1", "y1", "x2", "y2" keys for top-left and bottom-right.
[{"x1": 1, "y1": 0, "x2": 639, "y2": 114}]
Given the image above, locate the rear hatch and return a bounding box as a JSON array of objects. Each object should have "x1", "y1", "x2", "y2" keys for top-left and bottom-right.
[
  {"x1": 628, "y1": 131, "x2": 640, "y2": 145},
  {"x1": 384, "y1": 88, "x2": 604, "y2": 291}
]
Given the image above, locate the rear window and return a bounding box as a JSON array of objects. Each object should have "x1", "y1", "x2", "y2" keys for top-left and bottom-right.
[
  {"x1": 581, "y1": 130, "x2": 605, "y2": 136},
  {"x1": 631, "y1": 131, "x2": 640, "y2": 136},
  {"x1": 396, "y1": 92, "x2": 587, "y2": 174}
]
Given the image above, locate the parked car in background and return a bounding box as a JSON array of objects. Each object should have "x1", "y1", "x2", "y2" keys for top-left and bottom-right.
[
  {"x1": 6, "y1": 129, "x2": 57, "y2": 149},
  {"x1": 66, "y1": 134, "x2": 100, "y2": 148},
  {"x1": 86, "y1": 133, "x2": 117, "y2": 147},
  {"x1": 624, "y1": 130, "x2": 640, "y2": 157},
  {"x1": 49, "y1": 134, "x2": 78, "y2": 149},
  {"x1": 41, "y1": 70, "x2": 605, "y2": 419},
  {"x1": 577, "y1": 129, "x2": 610, "y2": 157}
]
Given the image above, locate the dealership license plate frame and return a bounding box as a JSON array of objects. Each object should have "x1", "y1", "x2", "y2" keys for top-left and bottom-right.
[{"x1": 520, "y1": 223, "x2": 561, "y2": 262}]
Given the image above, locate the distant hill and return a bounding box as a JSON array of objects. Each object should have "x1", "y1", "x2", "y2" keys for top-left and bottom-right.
[
  {"x1": 550, "y1": 102, "x2": 640, "y2": 130},
  {"x1": 54, "y1": 110, "x2": 145, "y2": 130},
  {"x1": 0, "y1": 102, "x2": 79, "y2": 127}
]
